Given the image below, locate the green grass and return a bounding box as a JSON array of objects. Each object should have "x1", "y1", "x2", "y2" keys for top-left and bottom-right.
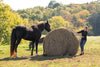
[{"x1": 0, "y1": 36, "x2": 100, "y2": 67}]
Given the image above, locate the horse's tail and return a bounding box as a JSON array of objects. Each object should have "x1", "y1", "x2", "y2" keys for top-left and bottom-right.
[{"x1": 10, "y1": 28, "x2": 16, "y2": 57}]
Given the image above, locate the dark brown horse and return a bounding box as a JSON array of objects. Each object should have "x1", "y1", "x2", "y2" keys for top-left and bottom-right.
[{"x1": 10, "y1": 21, "x2": 51, "y2": 57}]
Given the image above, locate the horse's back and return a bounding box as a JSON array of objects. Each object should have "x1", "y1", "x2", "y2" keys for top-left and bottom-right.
[
  {"x1": 13, "y1": 25, "x2": 41, "y2": 41},
  {"x1": 15, "y1": 25, "x2": 26, "y2": 30},
  {"x1": 13, "y1": 25, "x2": 26, "y2": 37}
]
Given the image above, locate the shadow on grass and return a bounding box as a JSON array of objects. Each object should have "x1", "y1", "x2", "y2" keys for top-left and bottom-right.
[
  {"x1": 25, "y1": 49, "x2": 31, "y2": 51},
  {"x1": 30, "y1": 54, "x2": 81, "y2": 61},
  {"x1": 0, "y1": 57, "x2": 28, "y2": 61},
  {"x1": 25, "y1": 49, "x2": 36, "y2": 51},
  {"x1": 0, "y1": 55, "x2": 81, "y2": 61}
]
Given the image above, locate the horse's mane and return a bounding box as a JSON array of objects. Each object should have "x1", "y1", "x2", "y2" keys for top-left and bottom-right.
[{"x1": 31, "y1": 22, "x2": 45, "y2": 29}]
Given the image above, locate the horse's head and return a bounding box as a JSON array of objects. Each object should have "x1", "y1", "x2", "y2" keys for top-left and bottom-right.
[{"x1": 44, "y1": 20, "x2": 51, "y2": 32}]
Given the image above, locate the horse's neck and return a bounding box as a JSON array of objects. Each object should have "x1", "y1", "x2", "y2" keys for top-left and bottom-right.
[{"x1": 37, "y1": 23, "x2": 45, "y2": 33}]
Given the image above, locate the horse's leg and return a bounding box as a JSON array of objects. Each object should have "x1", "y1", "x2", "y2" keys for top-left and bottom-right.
[
  {"x1": 35, "y1": 40, "x2": 39, "y2": 56},
  {"x1": 31, "y1": 41, "x2": 34, "y2": 56},
  {"x1": 15, "y1": 38, "x2": 21, "y2": 57},
  {"x1": 29, "y1": 42, "x2": 32, "y2": 50}
]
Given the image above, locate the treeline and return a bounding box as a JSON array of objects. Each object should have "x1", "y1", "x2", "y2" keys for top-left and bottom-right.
[
  {"x1": 17, "y1": 0, "x2": 100, "y2": 36},
  {"x1": 0, "y1": 0, "x2": 100, "y2": 45}
]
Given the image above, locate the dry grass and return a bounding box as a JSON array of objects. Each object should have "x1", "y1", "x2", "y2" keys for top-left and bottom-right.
[{"x1": 0, "y1": 36, "x2": 100, "y2": 67}]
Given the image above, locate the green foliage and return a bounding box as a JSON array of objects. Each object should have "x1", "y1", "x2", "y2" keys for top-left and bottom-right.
[
  {"x1": 0, "y1": 2, "x2": 31, "y2": 45},
  {"x1": 48, "y1": 0, "x2": 61, "y2": 9},
  {"x1": 88, "y1": 13, "x2": 100, "y2": 35},
  {"x1": 48, "y1": 16, "x2": 70, "y2": 30}
]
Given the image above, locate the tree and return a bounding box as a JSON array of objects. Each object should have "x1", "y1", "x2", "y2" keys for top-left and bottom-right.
[
  {"x1": 88, "y1": 13, "x2": 100, "y2": 35},
  {"x1": 78, "y1": 10, "x2": 90, "y2": 19},
  {"x1": 0, "y1": 2, "x2": 30, "y2": 45},
  {"x1": 48, "y1": 0, "x2": 56, "y2": 8},
  {"x1": 53, "y1": 3, "x2": 61, "y2": 9},
  {"x1": 48, "y1": 16, "x2": 71, "y2": 30}
]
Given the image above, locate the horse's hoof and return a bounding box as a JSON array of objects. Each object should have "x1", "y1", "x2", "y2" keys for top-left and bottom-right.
[
  {"x1": 31, "y1": 54, "x2": 33, "y2": 56},
  {"x1": 15, "y1": 55, "x2": 18, "y2": 58}
]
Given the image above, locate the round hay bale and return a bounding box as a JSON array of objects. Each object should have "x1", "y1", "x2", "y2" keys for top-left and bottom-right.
[{"x1": 43, "y1": 28, "x2": 79, "y2": 56}]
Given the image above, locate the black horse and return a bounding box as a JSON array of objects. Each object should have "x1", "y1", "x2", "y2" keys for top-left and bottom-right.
[{"x1": 10, "y1": 21, "x2": 51, "y2": 57}]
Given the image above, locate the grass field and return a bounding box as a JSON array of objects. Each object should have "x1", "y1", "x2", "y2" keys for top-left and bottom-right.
[{"x1": 0, "y1": 36, "x2": 100, "y2": 67}]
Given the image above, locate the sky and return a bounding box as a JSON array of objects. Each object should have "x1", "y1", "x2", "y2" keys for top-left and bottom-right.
[{"x1": 3, "y1": 0, "x2": 97, "y2": 10}]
